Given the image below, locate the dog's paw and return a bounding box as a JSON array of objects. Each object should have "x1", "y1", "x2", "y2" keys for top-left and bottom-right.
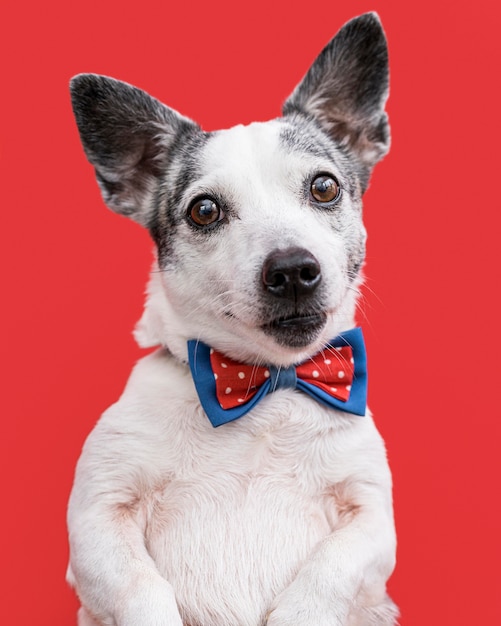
[
  {"x1": 266, "y1": 607, "x2": 344, "y2": 626},
  {"x1": 265, "y1": 572, "x2": 352, "y2": 626},
  {"x1": 266, "y1": 594, "x2": 346, "y2": 626},
  {"x1": 117, "y1": 578, "x2": 183, "y2": 626},
  {"x1": 266, "y1": 590, "x2": 399, "y2": 626}
]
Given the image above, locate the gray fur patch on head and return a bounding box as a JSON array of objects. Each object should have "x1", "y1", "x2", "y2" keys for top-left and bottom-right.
[
  {"x1": 149, "y1": 129, "x2": 211, "y2": 264},
  {"x1": 278, "y1": 115, "x2": 363, "y2": 197}
]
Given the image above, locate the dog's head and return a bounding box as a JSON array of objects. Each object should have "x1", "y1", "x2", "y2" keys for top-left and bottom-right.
[{"x1": 70, "y1": 13, "x2": 389, "y2": 367}]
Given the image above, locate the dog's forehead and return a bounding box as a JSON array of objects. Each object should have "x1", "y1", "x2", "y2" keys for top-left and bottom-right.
[
  {"x1": 204, "y1": 121, "x2": 283, "y2": 167},
  {"x1": 200, "y1": 120, "x2": 339, "y2": 185}
]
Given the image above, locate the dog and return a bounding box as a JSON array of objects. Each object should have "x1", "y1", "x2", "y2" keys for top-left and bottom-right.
[{"x1": 67, "y1": 12, "x2": 398, "y2": 626}]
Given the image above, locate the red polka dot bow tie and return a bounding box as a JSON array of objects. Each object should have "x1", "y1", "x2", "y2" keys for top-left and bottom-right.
[{"x1": 187, "y1": 327, "x2": 367, "y2": 427}]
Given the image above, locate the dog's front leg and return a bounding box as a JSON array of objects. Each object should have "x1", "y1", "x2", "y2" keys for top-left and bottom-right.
[
  {"x1": 266, "y1": 480, "x2": 397, "y2": 626},
  {"x1": 69, "y1": 500, "x2": 183, "y2": 626},
  {"x1": 67, "y1": 421, "x2": 183, "y2": 626}
]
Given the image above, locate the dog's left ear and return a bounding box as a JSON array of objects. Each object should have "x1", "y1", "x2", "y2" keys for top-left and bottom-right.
[{"x1": 283, "y1": 12, "x2": 390, "y2": 185}]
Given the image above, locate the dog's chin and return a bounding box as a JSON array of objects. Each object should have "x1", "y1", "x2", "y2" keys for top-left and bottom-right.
[{"x1": 262, "y1": 312, "x2": 327, "y2": 350}]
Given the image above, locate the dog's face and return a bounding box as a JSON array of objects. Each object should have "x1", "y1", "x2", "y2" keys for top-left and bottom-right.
[
  {"x1": 144, "y1": 119, "x2": 368, "y2": 365},
  {"x1": 70, "y1": 13, "x2": 389, "y2": 367}
]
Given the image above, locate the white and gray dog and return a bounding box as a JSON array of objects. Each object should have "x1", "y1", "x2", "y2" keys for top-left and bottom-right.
[{"x1": 67, "y1": 12, "x2": 398, "y2": 626}]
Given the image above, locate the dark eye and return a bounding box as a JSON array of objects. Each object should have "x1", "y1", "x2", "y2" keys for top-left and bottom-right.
[
  {"x1": 188, "y1": 198, "x2": 224, "y2": 227},
  {"x1": 310, "y1": 175, "x2": 340, "y2": 204}
]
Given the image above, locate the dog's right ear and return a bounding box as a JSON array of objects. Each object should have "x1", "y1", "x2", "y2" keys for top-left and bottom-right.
[
  {"x1": 70, "y1": 74, "x2": 199, "y2": 226},
  {"x1": 283, "y1": 13, "x2": 390, "y2": 189}
]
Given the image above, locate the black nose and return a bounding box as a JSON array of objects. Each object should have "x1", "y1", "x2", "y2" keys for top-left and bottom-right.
[{"x1": 262, "y1": 247, "x2": 322, "y2": 300}]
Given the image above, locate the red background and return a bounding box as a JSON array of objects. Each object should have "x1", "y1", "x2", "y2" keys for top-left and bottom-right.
[{"x1": 1, "y1": 0, "x2": 500, "y2": 624}]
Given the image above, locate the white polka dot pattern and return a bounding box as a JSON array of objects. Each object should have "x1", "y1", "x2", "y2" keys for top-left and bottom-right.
[{"x1": 210, "y1": 346, "x2": 355, "y2": 410}]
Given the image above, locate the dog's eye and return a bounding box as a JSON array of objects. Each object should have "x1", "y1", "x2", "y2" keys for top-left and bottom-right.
[
  {"x1": 310, "y1": 175, "x2": 340, "y2": 204},
  {"x1": 189, "y1": 198, "x2": 223, "y2": 227}
]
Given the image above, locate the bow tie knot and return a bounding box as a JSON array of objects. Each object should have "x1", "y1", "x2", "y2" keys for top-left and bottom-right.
[{"x1": 188, "y1": 327, "x2": 367, "y2": 427}]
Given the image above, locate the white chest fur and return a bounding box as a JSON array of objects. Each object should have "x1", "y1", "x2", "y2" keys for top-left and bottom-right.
[{"x1": 70, "y1": 350, "x2": 391, "y2": 626}]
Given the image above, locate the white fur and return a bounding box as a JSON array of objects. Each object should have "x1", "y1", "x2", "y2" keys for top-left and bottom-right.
[{"x1": 68, "y1": 122, "x2": 397, "y2": 625}]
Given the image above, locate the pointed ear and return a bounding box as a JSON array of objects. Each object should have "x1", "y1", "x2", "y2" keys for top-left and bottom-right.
[
  {"x1": 283, "y1": 13, "x2": 390, "y2": 176},
  {"x1": 70, "y1": 74, "x2": 200, "y2": 226}
]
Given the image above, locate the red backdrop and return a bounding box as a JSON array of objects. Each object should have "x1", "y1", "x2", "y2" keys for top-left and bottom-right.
[{"x1": 1, "y1": 1, "x2": 500, "y2": 624}]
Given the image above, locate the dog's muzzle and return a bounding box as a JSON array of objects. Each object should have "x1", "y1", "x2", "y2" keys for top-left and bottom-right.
[{"x1": 260, "y1": 246, "x2": 327, "y2": 348}]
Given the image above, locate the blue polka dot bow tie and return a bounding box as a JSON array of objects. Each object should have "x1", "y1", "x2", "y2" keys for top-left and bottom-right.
[{"x1": 187, "y1": 327, "x2": 367, "y2": 427}]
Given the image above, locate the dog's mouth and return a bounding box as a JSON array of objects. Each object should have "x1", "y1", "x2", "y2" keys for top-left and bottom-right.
[
  {"x1": 270, "y1": 313, "x2": 325, "y2": 329},
  {"x1": 262, "y1": 311, "x2": 327, "y2": 348}
]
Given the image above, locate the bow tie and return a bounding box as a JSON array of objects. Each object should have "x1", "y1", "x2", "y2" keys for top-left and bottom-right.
[{"x1": 187, "y1": 327, "x2": 367, "y2": 427}]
